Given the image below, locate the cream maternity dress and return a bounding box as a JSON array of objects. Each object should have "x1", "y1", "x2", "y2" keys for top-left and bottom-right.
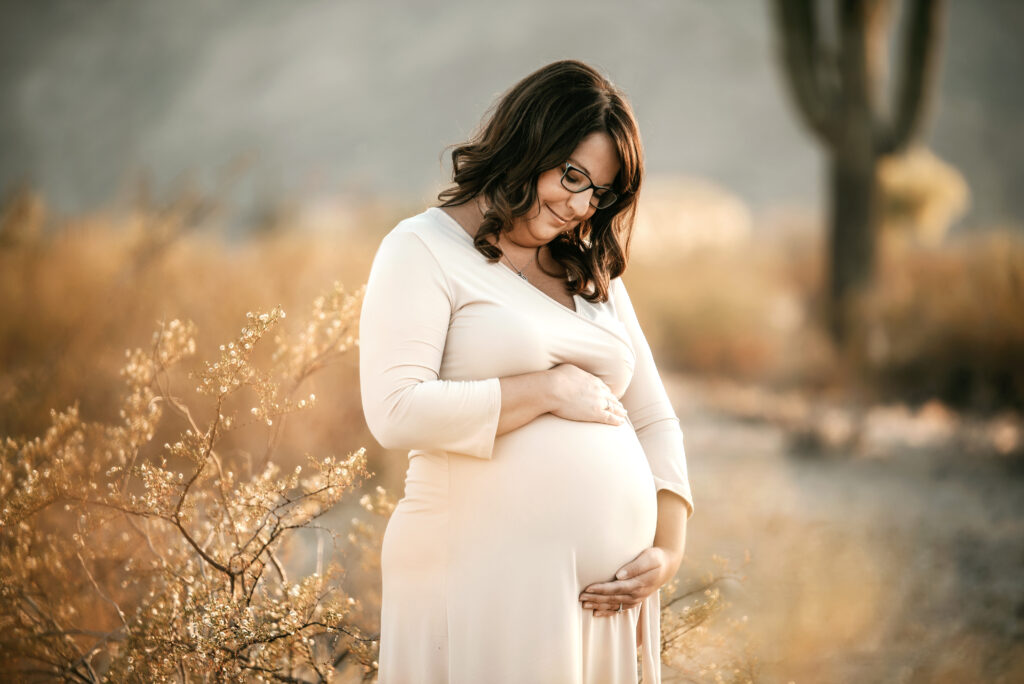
[{"x1": 359, "y1": 207, "x2": 694, "y2": 684}]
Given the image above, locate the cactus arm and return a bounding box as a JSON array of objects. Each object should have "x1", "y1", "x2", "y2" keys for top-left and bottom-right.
[
  {"x1": 877, "y1": 0, "x2": 945, "y2": 154},
  {"x1": 772, "y1": 0, "x2": 839, "y2": 145}
]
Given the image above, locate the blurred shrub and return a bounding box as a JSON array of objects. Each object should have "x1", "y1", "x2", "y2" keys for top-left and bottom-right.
[
  {"x1": 856, "y1": 230, "x2": 1024, "y2": 410},
  {"x1": 0, "y1": 283, "x2": 393, "y2": 681},
  {"x1": 626, "y1": 227, "x2": 837, "y2": 391},
  {"x1": 631, "y1": 176, "x2": 753, "y2": 257},
  {"x1": 627, "y1": 205, "x2": 1024, "y2": 410},
  {"x1": 878, "y1": 146, "x2": 970, "y2": 249},
  {"x1": 660, "y1": 554, "x2": 758, "y2": 683},
  {"x1": 0, "y1": 189, "x2": 392, "y2": 449}
]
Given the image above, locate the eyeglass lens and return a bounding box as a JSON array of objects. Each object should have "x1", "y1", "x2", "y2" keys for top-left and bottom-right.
[{"x1": 560, "y1": 164, "x2": 617, "y2": 209}]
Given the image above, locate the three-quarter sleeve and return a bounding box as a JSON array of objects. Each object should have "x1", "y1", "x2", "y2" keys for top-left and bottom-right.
[
  {"x1": 359, "y1": 227, "x2": 503, "y2": 459},
  {"x1": 610, "y1": 277, "x2": 695, "y2": 518}
]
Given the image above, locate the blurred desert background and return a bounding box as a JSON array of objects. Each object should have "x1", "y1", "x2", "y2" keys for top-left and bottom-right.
[{"x1": 2, "y1": 1, "x2": 1023, "y2": 682}]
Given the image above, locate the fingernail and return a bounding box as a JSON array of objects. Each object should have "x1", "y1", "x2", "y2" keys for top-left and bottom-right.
[{"x1": 616, "y1": 570, "x2": 627, "y2": 579}]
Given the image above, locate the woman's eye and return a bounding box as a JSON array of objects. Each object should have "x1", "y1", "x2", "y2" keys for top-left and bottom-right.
[{"x1": 565, "y1": 170, "x2": 586, "y2": 186}]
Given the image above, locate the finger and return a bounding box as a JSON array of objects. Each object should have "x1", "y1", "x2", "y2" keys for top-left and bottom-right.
[
  {"x1": 582, "y1": 580, "x2": 633, "y2": 597},
  {"x1": 582, "y1": 560, "x2": 659, "y2": 595},
  {"x1": 580, "y1": 581, "x2": 643, "y2": 601},
  {"x1": 593, "y1": 601, "x2": 641, "y2": 617},
  {"x1": 580, "y1": 588, "x2": 633, "y2": 603},
  {"x1": 596, "y1": 401, "x2": 624, "y2": 425},
  {"x1": 581, "y1": 591, "x2": 635, "y2": 606},
  {"x1": 581, "y1": 594, "x2": 630, "y2": 605},
  {"x1": 606, "y1": 402, "x2": 627, "y2": 419},
  {"x1": 602, "y1": 391, "x2": 625, "y2": 412},
  {"x1": 616, "y1": 566, "x2": 660, "y2": 588},
  {"x1": 581, "y1": 581, "x2": 618, "y2": 595},
  {"x1": 598, "y1": 389, "x2": 626, "y2": 417},
  {"x1": 614, "y1": 550, "x2": 661, "y2": 581},
  {"x1": 581, "y1": 574, "x2": 657, "y2": 601},
  {"x1": 581, "y1": 586, "x2": 632, "y2": 601},
  {"x1": 583, "y1": 598, "x2": 639, "y2": 611},
  {"x1": 581, "y1": 596, "x2": 631, "y2": 607}
]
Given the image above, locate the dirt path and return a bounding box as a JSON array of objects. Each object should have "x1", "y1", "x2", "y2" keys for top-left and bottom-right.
[{"x1": 666, "y1": 375, "x2": 1024, "y2": 683}]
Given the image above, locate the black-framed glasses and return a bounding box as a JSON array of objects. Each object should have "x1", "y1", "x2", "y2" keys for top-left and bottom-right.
[{"x1": 559, "y1": 162, "x2": 618, "y2": 210}]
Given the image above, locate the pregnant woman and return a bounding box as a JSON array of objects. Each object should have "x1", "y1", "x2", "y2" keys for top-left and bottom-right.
[{"x1": 359, "y1": 59, "x2": 694, "y2": 683}]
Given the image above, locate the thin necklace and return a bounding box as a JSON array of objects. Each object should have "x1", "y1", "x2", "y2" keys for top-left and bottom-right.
[
  {"x1": 476, "y1": 198, "x2": 542, "y2": 282},
  {"x1": 501, "y1": 243, "x2": 540, "y2": 282}
]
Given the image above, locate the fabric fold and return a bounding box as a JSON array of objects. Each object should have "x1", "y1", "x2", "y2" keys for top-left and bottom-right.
[{"x1": 639, "y1": 591, "x2": 661, "y2": 683}]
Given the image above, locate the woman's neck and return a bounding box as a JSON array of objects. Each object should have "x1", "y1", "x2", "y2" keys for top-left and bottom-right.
[{"x1": 438, "y1": 200, "x2": 562, "y2": 276}]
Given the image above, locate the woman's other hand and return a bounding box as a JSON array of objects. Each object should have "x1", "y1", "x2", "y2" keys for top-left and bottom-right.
[
  {"x1": 577, "y1": 545, "x2": 682, "y2": 617},
  {"x1": 547, "y1": 363, "x2": 627, "y2": 425}
]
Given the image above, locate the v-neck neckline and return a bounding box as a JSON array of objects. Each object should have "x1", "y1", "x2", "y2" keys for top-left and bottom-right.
[
  {"x1": 424, "y1": 206, "x2": 637, "y2": 361},
  {"x1": 429, "y1": 206, "x2": 581, "y2": 315}
]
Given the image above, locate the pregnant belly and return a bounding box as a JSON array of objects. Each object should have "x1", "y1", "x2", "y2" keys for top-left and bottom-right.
[{"x1": 448, "y1": 413, "x2": 659, "y2": 588}]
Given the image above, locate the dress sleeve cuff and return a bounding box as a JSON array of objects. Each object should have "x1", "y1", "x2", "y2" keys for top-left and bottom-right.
[
  {"x1": 464, "y1": 377, "x2": 502, "y2": 460},
  {"x1": 651, "y1": 478, "x2": 694, "y2": 519}
]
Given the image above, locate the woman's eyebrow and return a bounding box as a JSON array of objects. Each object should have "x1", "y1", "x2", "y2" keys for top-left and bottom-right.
[
  {"x1": 568, "y1": 158, "x2": 613, "y2": 187},
  {"x1": 568, "y1": 158, "x2": 591, "y2": 176}
]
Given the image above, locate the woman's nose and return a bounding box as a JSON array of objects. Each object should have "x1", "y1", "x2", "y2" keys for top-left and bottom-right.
[{"x1": 567, "y1": 189, "x2": 593, "y2": 218}]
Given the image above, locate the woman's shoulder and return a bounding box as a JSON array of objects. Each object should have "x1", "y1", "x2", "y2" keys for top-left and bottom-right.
[
  {"x1": 604, "y1": 275, "x2": 635, "y2": 318},
  {"x1": 371, "y1": 207, "x2": 470, "y2": 275},
  {"x1": 381, "y1": 207, "x2": 466, "y2": 250},
  {"x1": 385, "y1": 207, "x2": 437, "y2": 238}
]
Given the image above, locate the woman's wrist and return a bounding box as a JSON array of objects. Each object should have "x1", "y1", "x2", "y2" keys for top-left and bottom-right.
[
  {"x1": 654, "y1": 545, "x2": 684, "y2": 583},
  {"x1": 496, "y1": 369, "x2": 563, "y2": 436},
  {"x1": 541, "y1": 367, "x2": 563, "y2": 415}
]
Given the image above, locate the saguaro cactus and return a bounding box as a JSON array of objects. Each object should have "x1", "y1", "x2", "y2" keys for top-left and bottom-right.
[{"x1": 771, "y1": 0, "x2": 945, "y2": 343}]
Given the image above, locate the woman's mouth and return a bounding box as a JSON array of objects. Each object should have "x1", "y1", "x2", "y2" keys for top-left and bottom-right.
[{"x1": 545, "y1": 204, "x2": 569, "y2": 225}]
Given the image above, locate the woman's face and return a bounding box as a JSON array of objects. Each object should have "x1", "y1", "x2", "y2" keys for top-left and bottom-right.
[{"x1": 510, "y1": 130, "x2": 621, "y2": 247}]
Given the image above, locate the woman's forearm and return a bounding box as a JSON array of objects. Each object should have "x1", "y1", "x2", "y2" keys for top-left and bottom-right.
[
  {"x1": 653, "y1": 490, "x2": 689, "y2": 577},
  {"x1": 496, "y1": 370, "x2": 557, "y2": 436}
]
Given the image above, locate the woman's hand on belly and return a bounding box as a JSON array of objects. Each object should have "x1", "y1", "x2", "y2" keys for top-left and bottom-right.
[
  {"x1": 548, "y1": 363, "x2": 627, "y2": 426},
  {"x1": 578, "y1": 545, "x2": 683, "y2": 617},
  {"x1": 580, "y1": 489, "x2": 690, "y2": 617}
]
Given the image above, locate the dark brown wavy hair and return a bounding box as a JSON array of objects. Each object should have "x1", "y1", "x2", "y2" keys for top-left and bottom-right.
[{"x1": 437, "y1": 59, "x2": 644, "y2": 304}]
